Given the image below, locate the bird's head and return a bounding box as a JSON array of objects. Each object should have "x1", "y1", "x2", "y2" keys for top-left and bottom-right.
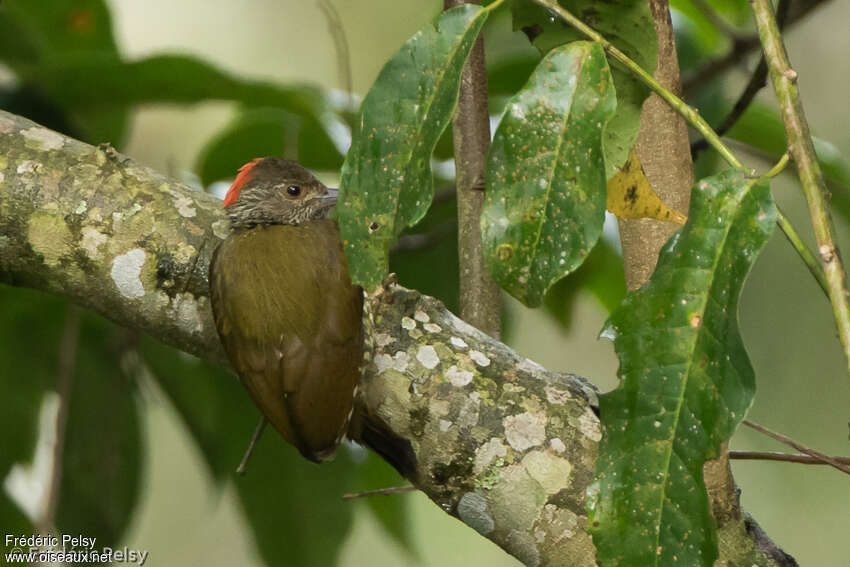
[{"x1": 222, "y1": 157, "x2": 337, "y2": 228}]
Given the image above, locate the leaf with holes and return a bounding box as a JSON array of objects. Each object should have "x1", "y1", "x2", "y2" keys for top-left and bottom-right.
[
  {"x1": 588, "y1": 169, "x2": 776, "y2": 567},
  {"x1": 512, "y1": 0, "x2": 657, "y2": 178},
  {"x1": 337, "y1": 4, "x2": 492, "y2": 290},
  {"x1": 482, "y1": 41, "x2": 615, "y2": 307}
]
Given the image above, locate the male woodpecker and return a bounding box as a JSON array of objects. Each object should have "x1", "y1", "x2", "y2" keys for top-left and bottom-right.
[{"x1": 209, "y1": 157, "x2": 363, "y2": 463}]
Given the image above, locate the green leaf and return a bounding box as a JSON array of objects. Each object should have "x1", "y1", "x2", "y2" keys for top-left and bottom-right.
[
  {"x1": 354, "y1": 453, "x2": 416, "y2": 556},
  {"x1": 337, "y1": 4, "x2": 492, "y2": 290},
  {"x1": 140, "y1": 338, "x2": 356, "y2": 566},
  {"x1": 482, "y1": 41, "x2": 616, "y2": 307},
  {"x1": 512, "y1": 0, "x2": 657, "y2": 178},
  {"x1": 588, "y1": 169, "x2": 776, "y2": 567},
  {"x1": 139, "y1": 338, "x2": 255, "y2": 480},
  {"x1": 0, "y1": 286, "x2": 65, "y2": 478},
  {"x1": 56, "y1": 315, "x2": 142, "y2": 548},
  {"x1": 235, "y1": 437, "x2": 355, "y2": 567},
  {"x1": 197, "y1": 108, "x2": 343, "y2": 187}
]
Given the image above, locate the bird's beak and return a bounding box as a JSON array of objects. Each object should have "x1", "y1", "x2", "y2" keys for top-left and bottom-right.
[{"x1": 321, "y1": 187, "x2": 339, "y2": 207}]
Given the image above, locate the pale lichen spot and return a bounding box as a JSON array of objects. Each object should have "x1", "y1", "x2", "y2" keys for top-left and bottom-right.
[
  {"x1": 450, "y1": 336, "x2": 468, "y2": 349},
  {"x1": 75, "y1": 200, "x2": 88, "y2": 215},
  {"x1": 446, "y1": 365, "x2": 473, "y2": 387},
  {"x1": 416, "y1": 345, "x2": 439, "y2": 369},
  {"x1": 518, "y1": 358, "x2": 544, "y2": 374},
  {"x1": 391, "y1": 351, "x2": 410, "y2": 372},
  {"x1": 28, "y1": 213, "x2": 71, "y2": 267},
  {"x1": 414, "y1": 309, "x2": 430, "y2": 323},
  {"x1": 577, "y1": 407, "x2": 601, "y2": 442},
  {"x1": 503, "y1": 412, "x2": 547, "y2": 452},
  {"x1": 17, "y1": 160, "x2": 39, "y2": 174},
  {"x1": 174, "y1": 242, "x2": 197, "y2": 264},
  {"x1": 375, "y1": 332, "x2": 395, "y2": 347},
  {"x1": 22, "y1": 127, "x2": 64, "y2": 151},
  {"x1": 171, "y1": 293, "x2": 204, "y2": 335},
  {"x1": 549, "y1": 438, "x2": 566, "y2": 453},
  {"x1": 212, "y1": 219, "x2": 231, "y2": 240},
  {"x1": 469, "y1": 350, "x2": 490, "y2": 367},
  {"x1": 80, "y1": 226, "x2": 108, "y2": 260},
  {"x1": 165, "y1": 186, "x2": 197, "y2": 218},
  {"x1": 521, "y1": 450, "x2": 572, "y2": 495},
  {"x1": 401, "y1": 316, "x2": 416, "y2": 330},
  {"x1": 374, "y1": 353, "x2": 393, "y2": 374},
  {"x1": 439, "y1": 419, "x2": 452, "y2": 432},
  {"x1": 457, "y1": 492, "x2": 494, "y2": 535},
  {"x1": 474, "y1": 438, "x2": 507, "y2": 473},
  {"x1": 544, "y1": 385, "x2": 571, "y2": 405},
  {"x1": 423, "y1": 323, "x2": 441, "y2": 333},
  {"x1": 111, "y1": 249, "x2": 147, "y2": 299}
]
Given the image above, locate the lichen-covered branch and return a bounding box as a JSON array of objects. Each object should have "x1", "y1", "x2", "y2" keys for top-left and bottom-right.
[{"x1": 0, "y1": 110, "x2": 794, "y2": 566}]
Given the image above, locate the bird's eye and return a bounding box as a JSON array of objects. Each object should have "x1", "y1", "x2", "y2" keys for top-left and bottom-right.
[{"x1": 286, "y1": 185, "x2": 301, "y2": 197}]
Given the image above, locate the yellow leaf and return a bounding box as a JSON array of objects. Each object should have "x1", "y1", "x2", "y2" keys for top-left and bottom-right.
[{"x1": 606, "y1": 149, "x2": 687, "y2": 224}]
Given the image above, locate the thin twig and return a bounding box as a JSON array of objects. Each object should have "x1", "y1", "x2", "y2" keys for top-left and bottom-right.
[
  {"x1": 742, "y1": 420, "x2": 850, "y2": 475},
  {"x1": 236, "y1": 417, "x2": 268, "y2": 476},
  {"x1": 342, "y1": 485, "x2": 417, "y2": 500},
  {"x1": 751, "y1": 0, "x2": 850, "y2": 376},
  {"x1": 690, "y1": 0, "x2": 746, "y2": 40},
  {"x1": 683, "y1": 0, "x2": 831, "y2": 95},
  {"x1": 691, "y1": 0, "x2": 791, "y2": 158},
  {"x1": 317, "y1": 0, "x2": 353, "y2": 103},
  {"x1": 729, "y1": 450, "x2": 850, "y2": 466},
  {"x1": 44, "y1": 306, "x2": 81, "y2": 527},
  {"x1": 393, "y1": 222, "x2": 457, "y2": 252}
]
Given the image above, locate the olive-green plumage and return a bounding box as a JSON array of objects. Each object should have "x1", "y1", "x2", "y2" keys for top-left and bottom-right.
[{"x1": 209, "y1": 158, "x2": 362, "y2": 462}]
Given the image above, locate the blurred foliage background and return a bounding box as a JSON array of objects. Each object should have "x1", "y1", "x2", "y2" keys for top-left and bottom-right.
[{"x1": 0, "y1": 0, "x2": 848, "y2": 565}]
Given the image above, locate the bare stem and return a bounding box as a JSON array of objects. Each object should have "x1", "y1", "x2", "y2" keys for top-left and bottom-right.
[
  {"x1": 341, "y1": 485, "x2": 417, "y2": 500},
  {"x1": 236, "y1": 417, "x2": 268, "y2": 476},
  {"x1": 444, "y1": 0, "x2": 501, "y2": 339},
  {"x1": 751, "y1": 0, "x2": 850, "y2": 376},
  {"x1": 742, "y1": 420, "x2": 850, "y2": 475},
  {"x1": 729, "y1": 450, "x2": 850, "y2": 466}
]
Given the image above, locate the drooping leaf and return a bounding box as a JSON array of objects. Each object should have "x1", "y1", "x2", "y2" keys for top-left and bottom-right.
[
  {"x1": 139, "y1": 338, "x2": 255, "y2": 481},
  {"x1": 0, "y1": 0, "x2": 128, "y2": 144},
  {"x1": 56, "y1": 315, "x2": 142, "y2": 548},
  {"x1": 588, "y1": 169, "x2": 776, "y2": 567},
  {"x1": 607, "y1": 149, "x2": 687, "y2": 223},
  {"x1": 353, "y1": 453, "x2": 417, "y2": 557},
  {"x1": 235, "y1": 436, "x2": 355, "y2": 567},
  {"x1": 140, "y1": 338, "x2": 357, "y2": 566},
  {"x1": 197, "y1": 108, "x2": 343, "y2": 187},
  {"x1": 512, "y1": 0, "x2": 657, "y2": 178},
  {"x1": 482, "y1": 41, "x2": 616, "y2": 307},
  {"x1": 337, "y1": 4, "x2": 492, "y2": 290},
  {"x1": 0, "y1": 286, "x2": 65, "y2": 478}
]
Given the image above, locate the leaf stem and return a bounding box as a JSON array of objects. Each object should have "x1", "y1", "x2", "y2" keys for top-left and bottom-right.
[
  {"x1": 729, "y1": 450, "x2": 850, "y2": 466},
  {"x1": 531, "y1": 0, "x2": 743, "y2": 170},
  {"x1": 742, "y1": 420, "x2": 850, "y2": 475},
  {"x1": 751, "y1": 0, "x2": 850, "y2": 376},
  {"x1": 776, "y1": 208, "x2": 829, "y2": 296}
]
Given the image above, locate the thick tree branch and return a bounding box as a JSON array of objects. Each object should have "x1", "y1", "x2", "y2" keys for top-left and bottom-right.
[{"x1": 0, "y1": 110, "x2": 794, "y2": 565}]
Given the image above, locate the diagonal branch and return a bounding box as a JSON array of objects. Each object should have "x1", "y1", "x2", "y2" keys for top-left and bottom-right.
[{"x1": 0, "y1": 110, "x2": 795, "y2": 566}]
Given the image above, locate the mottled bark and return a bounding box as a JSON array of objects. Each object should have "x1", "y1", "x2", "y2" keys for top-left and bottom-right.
[{"x1": 0, "y1": 110, "x2": 793, "y2": 565}]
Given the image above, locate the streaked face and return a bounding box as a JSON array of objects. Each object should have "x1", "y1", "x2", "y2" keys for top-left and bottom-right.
[{"x1": 223, "y1": 158, "x2": 337, "y2": 227}]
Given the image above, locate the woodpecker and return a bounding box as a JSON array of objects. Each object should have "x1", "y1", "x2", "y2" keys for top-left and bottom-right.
[{"x1": 209, "y1": 157, "x2": 363, "y2": 462}]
